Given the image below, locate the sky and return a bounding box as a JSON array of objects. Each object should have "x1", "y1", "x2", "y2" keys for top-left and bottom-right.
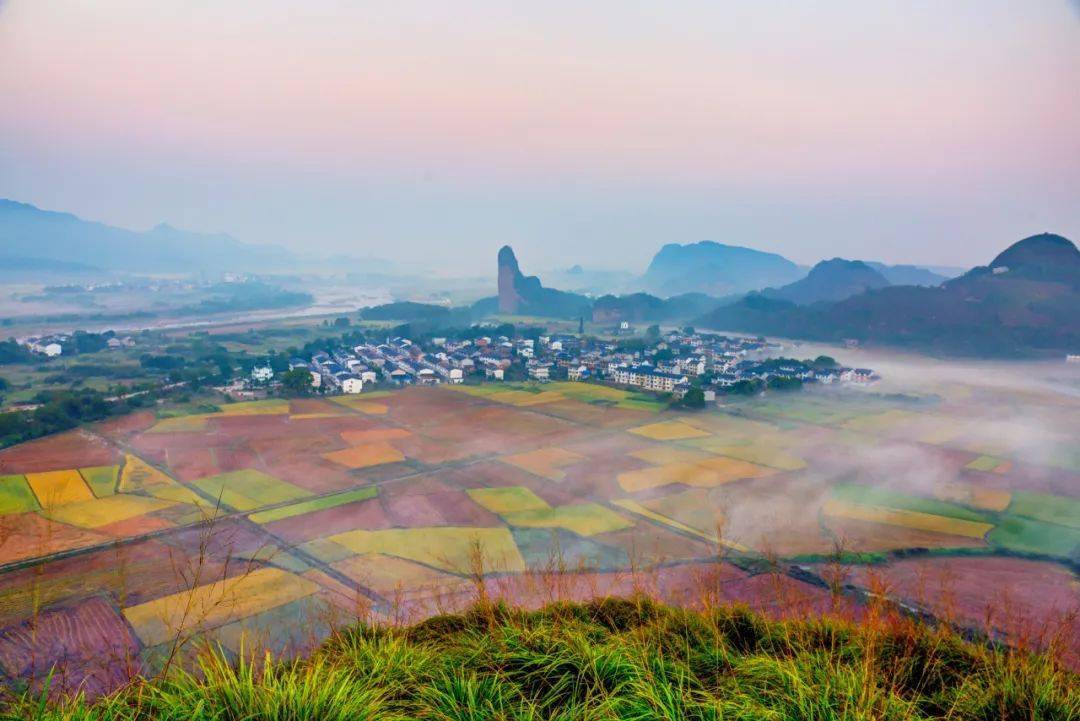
[{"x1": 1, "y1": 1, "x2": 1078, "y2": 274}]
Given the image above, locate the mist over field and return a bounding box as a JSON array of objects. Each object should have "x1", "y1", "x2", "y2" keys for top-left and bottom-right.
[{"x1": 0, "y1": 1, "x2": 1077, "y2": 714}]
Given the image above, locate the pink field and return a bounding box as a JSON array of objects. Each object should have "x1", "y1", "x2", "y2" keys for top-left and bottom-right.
[
  {"x1": 845, "y1": 556, "x2": 1080, "y2": 665},
  {"x1": 0, "y1": 596, "x2": 139, "y2": 697},
  {"x1": 0, "y1": 431, "x2": 117, "y2": 474}
]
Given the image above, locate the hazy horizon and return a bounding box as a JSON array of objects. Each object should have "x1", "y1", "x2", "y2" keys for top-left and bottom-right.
[{"x1": 1, "y1": 1, "x2": 1078, "y2": 273}]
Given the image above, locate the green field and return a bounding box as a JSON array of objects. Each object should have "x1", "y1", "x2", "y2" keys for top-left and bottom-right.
[
  {"x1": 249, "y1": 486, "x2": 378, "y2": 524},
  {"x1": 830, "y1": 483, "x2": 992, "y2": 522},
  {"x1": 79, "y1": 465, "x2": 119, "y2": 497},
  {"x1": 988, "y1": 516, "x2": 1080, "y2": 558},
  {"x1": 502, "y1": 503, "x2": 634, "y2": 537},
  {"x1": 0, "y1": 474, "x2": 39, "y2": 515},
  {"x1": 191, "y1": 469, "x2": 311, "y2": 511},
  {"x1": 1006, "y1": 491, "x2": 1080, "y2": 530}
]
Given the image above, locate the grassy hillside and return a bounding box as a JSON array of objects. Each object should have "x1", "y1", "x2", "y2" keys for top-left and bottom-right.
[{"x1": 4, "y1": 598, "x2": 1076, "y2": 720}]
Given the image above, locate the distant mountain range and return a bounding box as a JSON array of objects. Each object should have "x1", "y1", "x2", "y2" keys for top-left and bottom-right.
[
  {"x1": 0, "y1": 199, "x2": 300, "y2": 273},
  {"x1": 640, "y1": 241, "x2": 805, "y2": 296},
  {"x1": 695, "y1": 233, "x2": 1079, "y2": 356},
  {"x1": 591, "y1": 292, "x2": 722, "y2": 324},
  {"x1": 864, "y1": 262, "x2": 949, "y2": 286},
  {"x1": 636, "y1": 239, "x2": 950, "y2": 298},
  {"x1": 759, "y1": 258, "x2": 891, "y2": 305},
  {"x1": 0, "y1": 199, "x2": 405, "y2": 275}
]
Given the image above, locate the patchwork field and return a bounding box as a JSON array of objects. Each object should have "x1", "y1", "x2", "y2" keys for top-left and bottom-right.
[{"x1": 0, "y1": 363, "x2": 1077, "y2": 695}]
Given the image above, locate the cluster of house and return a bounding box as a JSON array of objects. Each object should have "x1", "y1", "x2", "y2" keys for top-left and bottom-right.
[
  {"x1": 554, "y1": 332, "x2": 876, "y2": 397},
  {"x1": 23, "y1": 336, "x2": 65, "y2": 357},
  {"x1": 250, "y1": 329, "x2": 876, "y2": 399},
  {"x1": 19, "y1": 333, "x2": 136, "y2": 357},
  {"x1": 267, "y1": 337, "x2": 469, "y2": 394}
]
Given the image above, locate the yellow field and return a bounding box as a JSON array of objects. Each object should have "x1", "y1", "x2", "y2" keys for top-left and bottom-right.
[
  {"x1": 612, "y1": 499, "x2": 746, "y2": 551},
  {"x1": 146, "y1": 483, "x2": 207, "y2": 506},
  {"x1": 629, "y1": 420, "x2": 711, "y2": 441},
  {"x1": 445, "y1": 385, "x2": 505, "y2": 398},
  {"x1": 487, "y1": 390, "x2": 565, "y2": 407},
  {"x1": 44, "y1": 494, "x2": 176, "y2": 529},
  {"x1": 323, "y1": 442, "x2": 405, "y2": 469},
  {"x1": 298, "y1": 537, "x2": 355, "y2": 564},
  {"x1": 340, "y1": 428, "x2": 412, "y2": 444},
  {"x1": 122, "y1": 567, "x2": 319, "y2": 646},
  {"x1": 467, "y1": 486, "x2": 550, "y2": 514},
  {"x1": 219, "y1": 399, "x2": 290, "y2": 416},
  {"x1": 327, "y1": 527, "x2": 526, "y2": 574},
  {"x1": 822, "y1": 499, "x2": 993, "y2": 539},
  {"x1": 119, "y1": 454, "x2": 174, "y2": 492},
  {"x1": 934, "y1": 483, "x2": 1012, "y2": 512},
  {"x1": 687, "y1": 436, "x2": 807, "y2": 471},
  {"x1": 500, "y1": 447, "x2": 584, "y2": 481},
  {"x1": 617, "y1": 456, "x2": 771, "y2": 492},
  {"x1": 964, "y1": 455, "x2": 1013, "y2": 474},
  {"x1": 502, "y1": 503, "x2": 632, "y2": 537},
  {"x1": 333, "y1": 553, "x2": 470, "y2": 598},
  {"x1": 25, "y1": 470, "x2": 94, "y2": 507},
  {"x1": 328, "y1": 396, "x2": 390, "y2": 414},
  {"x1": 696, "y1": 456, "x2": 774, "y2": 478},
  {"x1": 629, "y1": 446, "x2": 712, "y2": 465},
  {"x1": 147, "y1": 415, "x2": 211, "y2": 433},
  {"x1": 685, "y1": 413, "x2": 778, "y2": 437},
  {"x1": 545, "y1": 382, "x2": 628, "y2": 402}
]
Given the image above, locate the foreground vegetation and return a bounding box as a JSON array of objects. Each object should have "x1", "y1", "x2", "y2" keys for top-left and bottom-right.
[{"x1": 4, "y1": 598, "x2": 1076, "y2": 720}]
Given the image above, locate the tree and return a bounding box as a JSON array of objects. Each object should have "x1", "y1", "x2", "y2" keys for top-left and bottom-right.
[
  {"x1": 645, "y1": 324, "x2": 661, "y2": 341},
  {"x1": 0, "y1": 339, "x2": 32, "y2": 364},
  {"x1": 280, "y1": 368, "x2": 314, "y2": 396},
  {"x1": 0, "y1": 377, "x2": 8, "y2": 392},
  {"x1": 767, "y1": 375, "x2": 803, "y2": 391},
  {"x1": 680, "y1": 387, "x2": 706, "y2": 409}
]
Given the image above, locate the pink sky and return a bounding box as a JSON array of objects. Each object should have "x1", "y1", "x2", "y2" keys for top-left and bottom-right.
[{"x1": 1, "y1": 1, "x2": 1077, "y2": 271}]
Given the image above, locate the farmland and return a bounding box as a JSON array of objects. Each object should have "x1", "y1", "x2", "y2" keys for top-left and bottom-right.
[{"x1": 0, "y1": 355, "x2": 1077, "y2": 696}]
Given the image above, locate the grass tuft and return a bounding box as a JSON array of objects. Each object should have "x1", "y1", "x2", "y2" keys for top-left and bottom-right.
[{"x1": 3, "y1": 598, "x2": 1076, "y2": 720}]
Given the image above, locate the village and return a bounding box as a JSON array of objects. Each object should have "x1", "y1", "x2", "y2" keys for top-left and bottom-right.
[{"x1": 239, "y1": 326, "x2": 879, "y2": 402}]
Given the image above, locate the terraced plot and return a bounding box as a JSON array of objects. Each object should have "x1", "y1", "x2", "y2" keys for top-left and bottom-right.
[
  {"x1": 122, "y1": 567, "x2": 319, "y2": 646},
  {"x1": 822, "y1": 499, "x2": 993, "y2": 539},
  {"x1": 26, "y1": 470, "x2": 94, "y2": 507},
  {"x1": 323, "y1": 442, "x2": 406, "y2": 469},
  {"x1": 0, "y1": 475, "x2": 39, "y2": 515},
  {"x1": 629, "y1": 420, "x2": 711, "y2": 441},
  {"x1": 617, "y1": 456, "x2": 772, "y2": 492},
  {"x1": 327, "y1": 526, "x2": 527, "y2": 574},
  {"x1": 191, "y1": 469, "x2": 311, "y2": 511},
  {"x1": 500, "y1": 448, "x2": 585, "y2": 481},
  {"x1": 0, "y1": 374, "x2": 1077, "y2": 694}
]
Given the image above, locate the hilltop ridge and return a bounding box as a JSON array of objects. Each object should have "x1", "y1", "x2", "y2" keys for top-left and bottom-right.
[{"x1": 696, "y1": 233, "x2": 1080, "y2": 356}]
